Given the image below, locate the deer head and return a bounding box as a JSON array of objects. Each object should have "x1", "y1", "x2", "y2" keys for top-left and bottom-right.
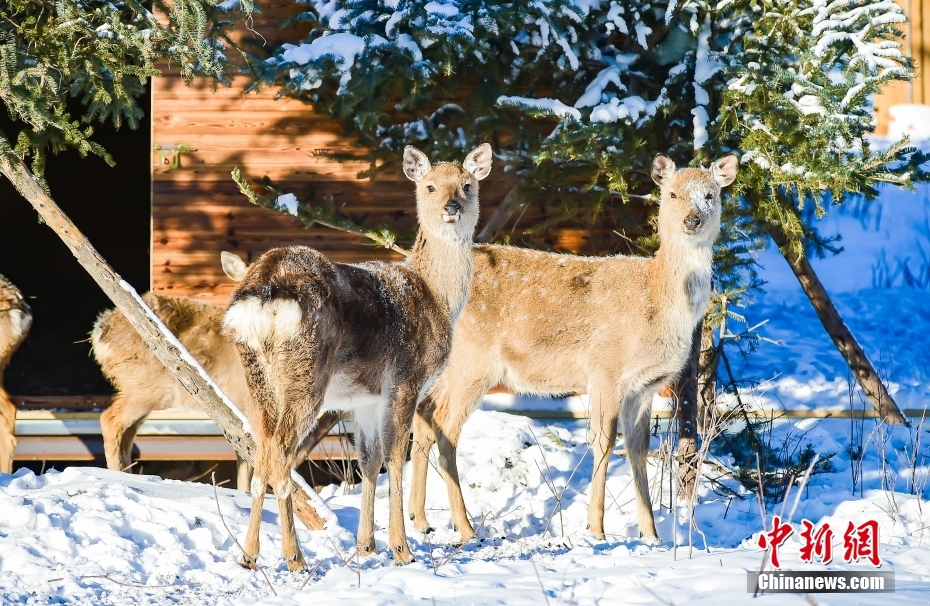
[
  {"x1": 651, "y1": 154, "x2": 738, "y2": 246},
  {"x1": 403, "y1": 144, "x2": 492, "y2": 243}
]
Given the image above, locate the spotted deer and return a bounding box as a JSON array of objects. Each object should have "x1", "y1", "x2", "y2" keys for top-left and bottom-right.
[
  {"x1": 408, "y1": 153, "x2": 738, "y2": 543},
  {"x1": 0, "y1": 274, "x2": 31, "y2": 474},
  {"x1": 222, "y1": 144, "x2": 491, "y2": 570},
  {"x1": 91, "y1": 252, "x2": 254, "y2": 484},
  {"x1": 92, "y1": 253, "x2": 337, "y2": 490}
]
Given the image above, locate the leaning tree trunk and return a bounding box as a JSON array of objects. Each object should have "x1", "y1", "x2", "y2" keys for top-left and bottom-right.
[
  {"x1": 768, "y1": 225, "x2": 906, "y2": 425},
  {"x1": 0, "y1": 144, "x2": 334, "y2": 531},
  {"x1": 673, "y1": 322, "x2": 703, "y2": 500}
]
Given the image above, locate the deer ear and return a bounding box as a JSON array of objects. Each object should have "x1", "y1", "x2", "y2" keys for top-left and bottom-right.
[
  {"x1": 221, "y1": 251, "x2": 248, "y2": 282},
  {"x1": 712, "y1": 154, "x2": 739, "y2": 187},
  {"x1": 463, "y1": 143, "x2": 493, "y2": 181},
  {"x1": 651, "y1": 154, "x2": 676, "y2": 186},
  {"x1": 403, "y1": 146, "x2": 432, "y2": 182}
]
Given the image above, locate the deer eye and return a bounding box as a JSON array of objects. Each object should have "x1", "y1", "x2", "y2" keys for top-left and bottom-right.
[
  {"x1": 669, "y1": 192, "x2": 677, "y2": 199},
  {"x1": 427, "y1": 185, "x2": 435, "y2": 193},
  {"x1": 704, "y1": 193, "x2": 713, "y2": 201},
  {"x1": 463, "y1": 183, "x2": 471, "y2": 193}
]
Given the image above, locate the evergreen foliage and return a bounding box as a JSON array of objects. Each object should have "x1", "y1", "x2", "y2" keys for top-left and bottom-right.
[
  {"x1": 0, "y1": 0, "x2": 250, "y2": 182},
  {"x1": 248, "y1": 0, "x2": 930, "y2": 397}
]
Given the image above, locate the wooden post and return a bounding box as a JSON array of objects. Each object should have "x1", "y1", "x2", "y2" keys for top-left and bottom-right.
[
  {"x1": 769, "y1": 225, "x2": 906, "y2": 425},
  {"x1": 0, "y1": 139, "x2": 332, "y2": 530}
]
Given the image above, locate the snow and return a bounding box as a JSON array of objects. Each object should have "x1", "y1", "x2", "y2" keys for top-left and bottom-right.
[
  {"x1": 497, "y1": 96, "x2": 581, "y2": 121},
  {"x1": 887, "y1": 104, "x2": 930, "y2": 142},
  {"x1": 280, "y1": 33, "x2": 372, "y2": 91}
]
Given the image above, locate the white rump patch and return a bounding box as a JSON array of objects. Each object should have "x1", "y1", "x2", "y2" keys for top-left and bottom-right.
[
  {"x1": 8, "y1": 309, "x2": 32, "y2": 342},
  {"x1": 223, "y1": 297, "x2": 303, "y2": 350}
]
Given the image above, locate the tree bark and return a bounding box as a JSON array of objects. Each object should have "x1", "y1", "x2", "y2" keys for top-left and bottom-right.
[
  {"x1": 674, "y1": 322, "x2": 702, "y2": 500},
  {"x1": 768, "y1": 226, "x2": 906, "y2": 425},
  {"x1": 476, "y1": 179, "x2": 526, "y2": 243},
  {"x1": 0, "y1": 147, "x2": 333, "y2": 530}
]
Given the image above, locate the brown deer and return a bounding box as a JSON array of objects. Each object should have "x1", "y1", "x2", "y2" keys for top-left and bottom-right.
[
  {"x1": 0, "y1": 274, "x2": 31, "y2": 474},
  {"x1": 408, "y1": 153, "x2": 738, "y2": 543},
  {"x1": 92, "y1": 253, "x2": 345, "y2": 489},
  {"x1": 92, "y1": 252, "x2": 253, "y2": 482},
  {"x1": 222, "y1": 144, "x2": 491, "y2": 571}
]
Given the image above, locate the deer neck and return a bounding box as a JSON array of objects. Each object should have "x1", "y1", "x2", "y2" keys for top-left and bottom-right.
[
  {"x1": 407, "y1": 230, "x2": 474, "y2": 323},
  {"x1": 650, "y1": 235, "x2": 714, "y2": 327}
]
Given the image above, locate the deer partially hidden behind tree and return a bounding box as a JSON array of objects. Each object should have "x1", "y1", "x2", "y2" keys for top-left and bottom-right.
[
  {"x1": 408, "y1": 153, "x2": 738, "y2": 544},
  {"x1": 0, "y1": 274, "x2": 31, "y2": 474},
  {"x1": 91, "y1": 253, "x2": 343, "y2": 490},
  {"x1": 222, "y1": 144, "x2": 491, "y2": 571}
]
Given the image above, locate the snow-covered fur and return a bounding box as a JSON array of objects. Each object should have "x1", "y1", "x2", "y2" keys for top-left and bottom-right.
[
  {"x1": 0, "y1": 274, "x2": 31, "y2": 473},
  {"x1": 222, "y1": 144, "x2": 491, "y2": 570},
  {"x1": 409, "y1": 154, "x2": 738, "y2": 543},
  {"x1": 91, "y1": 253, "x2": 251, "y2": 479}
]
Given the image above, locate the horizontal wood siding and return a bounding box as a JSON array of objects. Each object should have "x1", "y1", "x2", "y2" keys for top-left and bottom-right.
[{"x1": 874, "y1": 0, "x2": 930, "y2": 134}]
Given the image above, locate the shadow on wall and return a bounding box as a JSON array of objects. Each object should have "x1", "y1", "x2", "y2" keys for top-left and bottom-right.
[{"x1": 0, "y1": 88, "x2": 151, "y2": 396}]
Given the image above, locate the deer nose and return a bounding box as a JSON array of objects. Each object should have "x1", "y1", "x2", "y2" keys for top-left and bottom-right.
[
  {"x1": 444, "y1": 201, "x2": 461, "y2": 216},
  {"x1": 684, "y1": 214, "x2": 702, "y2": 232}
]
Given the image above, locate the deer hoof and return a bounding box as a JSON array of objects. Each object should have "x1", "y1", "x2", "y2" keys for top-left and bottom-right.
[
  {"x1": 393, "y1": 545, "x2": 414, "y2": 566},
  {"x1": 239, "y1": 554, "x2": 258, "y2": 570},
  {"x1": 286, "y1": 552, "x2": 307, "y2": 572},
  {"x1": 357, "y1": 539, "x2": 377, "y2": 556}
]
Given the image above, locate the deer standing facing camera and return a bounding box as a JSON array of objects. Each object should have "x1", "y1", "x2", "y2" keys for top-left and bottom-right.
[{"x1": 408, "y1": 153, "x2": 738, "y2": 544}]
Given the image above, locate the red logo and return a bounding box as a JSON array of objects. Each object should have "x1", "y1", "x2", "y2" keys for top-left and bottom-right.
[
  {"x1": 757, "y1": 516, "x2": 794, "y2": 569},
  {"x1": 843, "y1": 520, "x2": 882, "y2": 567},
  {"x1": 758, "y1": 518, "x2": 881, "y2": 568}
]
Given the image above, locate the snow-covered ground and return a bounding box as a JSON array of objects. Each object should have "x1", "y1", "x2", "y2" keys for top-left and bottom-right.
[{"x1": 2, "y1": 136, "x2": 929, "y2": 604}]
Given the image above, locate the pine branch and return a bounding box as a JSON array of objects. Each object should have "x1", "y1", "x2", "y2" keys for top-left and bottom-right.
[{"x1": 231, "y1": 168, "x2": 410, "y2": 256}]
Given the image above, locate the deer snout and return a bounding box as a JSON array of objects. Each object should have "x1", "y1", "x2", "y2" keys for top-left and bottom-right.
[
  {"x1": 442, "y1": 201, "x2": 462, "y2": 223},
  {"x1": 683, "y1": 212, "x2": 703, "y2": 234}
]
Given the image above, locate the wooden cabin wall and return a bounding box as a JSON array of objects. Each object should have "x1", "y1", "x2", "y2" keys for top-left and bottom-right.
[{"x1": 151, "y1": 0, "x2": 523, "y2": 306}]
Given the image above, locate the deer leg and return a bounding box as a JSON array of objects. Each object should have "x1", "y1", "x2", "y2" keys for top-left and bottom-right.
[
  {"x1": 236, "y1": 457, "x2": 253, "y2": 492},
  {"x1": 587, "y1": 379, "x2": 621, "y2": 540},
  {"x1": 418, "y1": 363, "x2": 496, "y2": 539},
  {"x1": 101, "y1": 394, "x2": 151, "y2": 471},
  {"x1": 241, "y1": 461, "x2": 267, "y2": 570},
  {"x1": 355, "y1": 406, "x2": 382, "y2": 557},
  {"x1": 269, "y1": 445, "x2": 306, "y2": 572},
  {"x1": 435, "y1": 421, "x2": 474, "y2": 543},
  {"x1": 386, "y1": 389, "x2": 416, "y2": 565},
  {"x1": 408, "y1": 412, "x2": 436, "y2": 534},
  {"x1": 0, "y1": 390, "x2": 17, "y2": 474},
  {"x1": 622, "y1": 392, "x2": 659, "y2": 542}
]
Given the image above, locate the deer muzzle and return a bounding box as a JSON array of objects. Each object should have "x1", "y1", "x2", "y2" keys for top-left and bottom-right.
[{"x1": 442, "y1": 201, "x2": 462, "y2": 223}]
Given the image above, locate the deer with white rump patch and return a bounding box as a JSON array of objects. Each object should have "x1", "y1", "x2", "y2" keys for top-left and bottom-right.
[
  {"x1": 0, "y1": 274, "x2": 31, "y2": 473},
  {"x1": 222, "y1": 144, "x2": 491, "y2": 570},
  {"x1": 408, "y1": 153, "x2": 738, "y2": 543},
  {"x1": 92, "y1": 253, "x2": 342, "y2": 489}
]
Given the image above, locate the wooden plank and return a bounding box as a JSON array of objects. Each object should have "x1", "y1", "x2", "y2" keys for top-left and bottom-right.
[
  {"x1": 12, "y1": 435, "x2": 353, "y2": 461},
  {"x1": 494, "y1": 408, "x2": 930, "y2": 420}
]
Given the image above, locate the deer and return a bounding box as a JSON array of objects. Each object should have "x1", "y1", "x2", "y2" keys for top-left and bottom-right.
[
  {"x1": 408, "y1": 153, "x2": 738, "y2": 544},
  {"x1": 91, "y1": 253, "x2": 344, "y2": 490},
  {"x1": 221, "y1": 144, "x2": 491, "y2": 571},
  {"x1": 0, "y1": 274, "x2": 32, "y2": 474},
  {"x1": 92, "y1": 252, "x2": 252, "y2": 483}
]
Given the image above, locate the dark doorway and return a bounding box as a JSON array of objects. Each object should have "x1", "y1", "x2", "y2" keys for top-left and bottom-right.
[{"x1": 0, "y1": 89, "x2": 151, "y2": 396}]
